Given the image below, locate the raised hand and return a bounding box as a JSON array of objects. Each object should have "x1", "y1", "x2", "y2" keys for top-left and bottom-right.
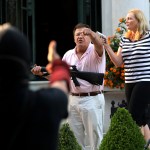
[
  {"x1": 46, "y1": 40, "x2": 61, "y2": 74},
  {"x1": 47, "y1": 40, "x2": 60, "y2": 63}
]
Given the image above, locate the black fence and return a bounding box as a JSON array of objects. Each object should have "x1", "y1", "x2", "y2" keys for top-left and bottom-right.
[
  {"x1": 110, "y1": 100, "x2": 150, "y2": 127},
  {"x1": 110, "y1": 99, "x2": 127, "y2": 118}
]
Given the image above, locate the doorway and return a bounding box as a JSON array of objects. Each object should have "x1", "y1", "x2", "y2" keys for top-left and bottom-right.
[{"x1": 35, "y1": 0, "x2": 78, "y2": 66}]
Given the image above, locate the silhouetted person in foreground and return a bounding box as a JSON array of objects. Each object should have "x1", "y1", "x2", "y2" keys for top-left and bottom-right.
[{"x1": 0, "y1": 23, "x2": 70, "y2": 150}]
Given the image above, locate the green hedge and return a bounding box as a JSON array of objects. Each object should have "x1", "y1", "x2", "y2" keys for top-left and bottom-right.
[
  {"x1": 58, "y1": 122, "x2": 82, "y2": 150},
  {"x1": 99, "y1": 108, "x2": 146, "y2": 150}
]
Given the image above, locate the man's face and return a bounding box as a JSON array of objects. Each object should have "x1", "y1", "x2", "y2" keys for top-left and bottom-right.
[{"x1": 74, "y1": 27, "x2": 91, "y2": 48}]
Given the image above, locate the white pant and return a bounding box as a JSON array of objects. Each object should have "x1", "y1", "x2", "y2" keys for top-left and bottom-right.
[{"x1": 67, "y1": 93, "x2": 105, "y2": 150}]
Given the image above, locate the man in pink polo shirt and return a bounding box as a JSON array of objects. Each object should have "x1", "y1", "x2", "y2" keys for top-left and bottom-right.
[
  {"x1": 62, "y1": 23, "x2": 105, "y2": 150},
  {"x1": 31, "y1": 23, "x2": 106, "y2": 150}
]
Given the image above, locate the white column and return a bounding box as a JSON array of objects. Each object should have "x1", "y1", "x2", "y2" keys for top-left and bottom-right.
[{"x1": 101, "y1": 0, "x2": 112, "y2": 36}]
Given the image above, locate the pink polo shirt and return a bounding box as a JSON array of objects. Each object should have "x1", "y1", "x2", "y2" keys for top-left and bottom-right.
[{"x1": 62, "y1": 43, "x2": 106, "y2": 93}]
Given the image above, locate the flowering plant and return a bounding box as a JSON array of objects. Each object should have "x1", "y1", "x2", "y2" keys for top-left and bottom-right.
[{"x1": 104, "y1": 18, "x2": 127, "y2": 89}]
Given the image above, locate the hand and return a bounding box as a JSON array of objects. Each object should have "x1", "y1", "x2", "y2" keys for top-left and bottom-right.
[
  {"x1": 46, "y1": 40, "x2": 61, "y2": 74},
  {"x1": 82, "y1": 28, "x2": 92, "y2": 36},
  {"x1": 103, "y1": 38, "x2": 111, "y2": 50},
  {"x1": 47, "y1": 40, "x2": 60, "y2": 63},
  {"x1": 31, "y1": 64, "x2": 44, "y2": 76},
  {"x1": 46, "y1": 40, "x2": 70, "y2": 93},
  {"x1": 102, "y1": 37, "x2": 107, "y2": 45}
]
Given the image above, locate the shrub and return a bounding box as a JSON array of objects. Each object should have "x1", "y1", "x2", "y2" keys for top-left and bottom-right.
[
  {"x1": 99, "y1": 108, "x2": 146, "y2": 150},
  {"x1": 58, "y1": 123, "x2": 82, "y2": 150}
]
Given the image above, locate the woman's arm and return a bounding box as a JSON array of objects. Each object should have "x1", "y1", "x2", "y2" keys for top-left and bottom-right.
[{"x1": 104, "y1": 43, "x2": 123, "y2": 67}]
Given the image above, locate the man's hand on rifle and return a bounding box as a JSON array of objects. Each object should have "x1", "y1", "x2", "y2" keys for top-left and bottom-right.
[
  {"x1": 30, "y1": 40, "x2": 70, "y2": 93},
  {"x1": 30, "y1": 64, "x2": 45, "y2": 76}
]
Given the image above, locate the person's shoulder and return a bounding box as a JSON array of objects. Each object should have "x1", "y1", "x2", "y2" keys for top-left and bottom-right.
[
  {"x1": 36, "y1": 88, "x2": 68, "y2": 104},
  {"x1": 119, "y1": 36, "x2": 124, "y2": 43},
  {"x1": 64, "y1": 48, "x2": 74, "y2": 55},
  {"x1": 32, "y1": 88, "x2": 68, "y2": 118},
  {"x1": 121, "y1": 35, "x2": 126, "y2": 39},
  {"x1": 63, "y1": 48, "x2": 75, "y2": 59},
  {"x1": 120, "y1": 35, "x2": 128, "y2": 42}
]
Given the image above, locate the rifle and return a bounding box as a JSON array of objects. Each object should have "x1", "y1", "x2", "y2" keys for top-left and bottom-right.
[
  {"x1": 70, "y1": 65, "x2": 104, "y2": 86},
  {"x1": 31, "y1": 65, "x2": 104, "y2": 87}
]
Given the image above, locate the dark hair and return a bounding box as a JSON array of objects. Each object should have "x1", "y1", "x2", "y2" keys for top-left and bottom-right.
[
  {"x1": 0, "y1": 23, "x2": 31, "y2": 80},
  {"x1": 73, "y1": 23, "x2": 91, "y2": 35}
]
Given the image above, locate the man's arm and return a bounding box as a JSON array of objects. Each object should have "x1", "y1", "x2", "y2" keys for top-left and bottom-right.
[
  {"x1": 31, "y1": 65, "x2": 49, "y2": 80},
  {"x1": 31, "y1": 40, "x2": 70, "y2": 94},
  {"x1": 90, "y1": 31, "x2": 104, "y2": 56},
  {"x1": 82, "y1": 28, "x2": 104, "y2": 56}
]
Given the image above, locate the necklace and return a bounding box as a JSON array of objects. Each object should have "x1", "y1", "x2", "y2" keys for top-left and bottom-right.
[{"x1": 125, "y1": 30, "x2": 142, "y2": 41}]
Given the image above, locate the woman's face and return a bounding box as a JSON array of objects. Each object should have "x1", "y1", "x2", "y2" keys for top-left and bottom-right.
[{"x1": 125, "y1": 12, "x2": 139, "y2": 32}]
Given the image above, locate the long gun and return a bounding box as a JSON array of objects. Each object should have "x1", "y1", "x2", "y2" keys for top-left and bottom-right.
[
  {"x1": 31, "y1": 65, "x2": 104, "y2": 87},
  {"x1": 70, "y1": 65, "x2": 104, "y2": 86}
]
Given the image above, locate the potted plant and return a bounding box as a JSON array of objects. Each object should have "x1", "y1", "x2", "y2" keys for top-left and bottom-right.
[{"x1": 104, "y1": 18, "x2": 127, "y2": 89}]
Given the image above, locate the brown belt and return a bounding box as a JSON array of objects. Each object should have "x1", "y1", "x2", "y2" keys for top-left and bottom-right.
[{"x1": 71, "y1": 91, "x2": 101, "y2": 96}]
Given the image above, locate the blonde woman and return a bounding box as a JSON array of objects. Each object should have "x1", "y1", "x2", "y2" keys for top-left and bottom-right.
[{"x1": 103, "y1": 8, "x2": 150, "y2": 144}]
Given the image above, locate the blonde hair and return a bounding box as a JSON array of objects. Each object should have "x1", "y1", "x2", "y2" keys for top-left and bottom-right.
[{"x1": 128, "y1": 8, "x2": 149, "y2": 35}]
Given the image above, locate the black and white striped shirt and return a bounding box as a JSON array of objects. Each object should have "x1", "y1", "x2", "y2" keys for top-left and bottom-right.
[{"x1": 120, "y1": 31, "x2": 150, "y2": 83}]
